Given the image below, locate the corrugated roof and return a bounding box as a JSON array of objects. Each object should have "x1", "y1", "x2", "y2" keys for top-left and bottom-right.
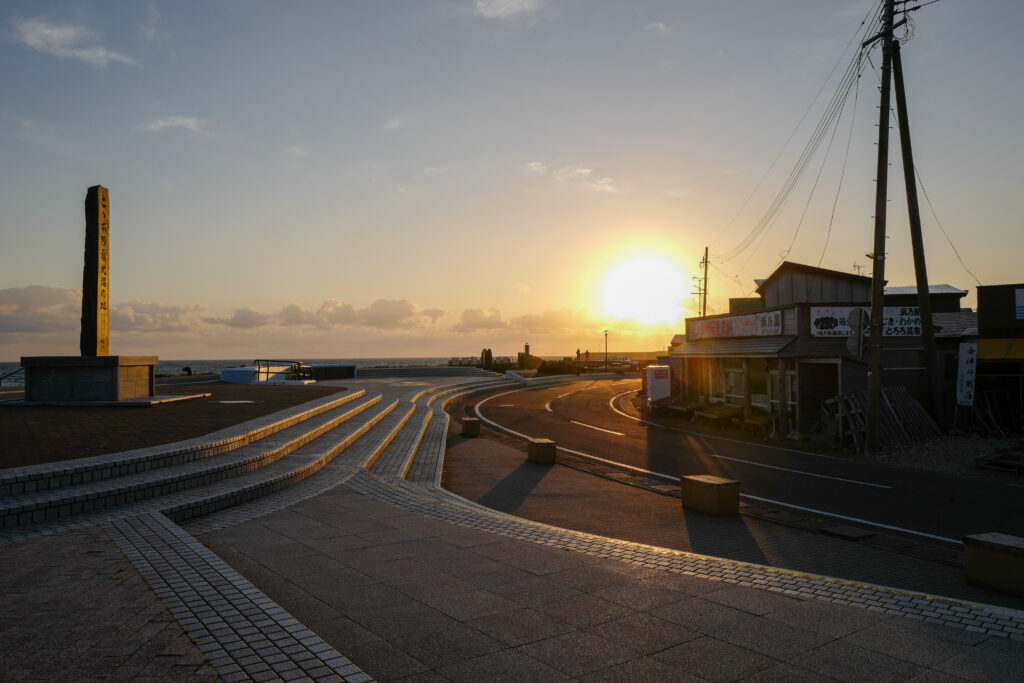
[
  {"x1": 884, "y1": 284, "x2": 967, "y2": 296},
  {"x1": 933, "y1": 311, "x2": 978, "y2": 337},
  {"x1": 670, "y1": 336, "x2": 796, "y2": 358}
]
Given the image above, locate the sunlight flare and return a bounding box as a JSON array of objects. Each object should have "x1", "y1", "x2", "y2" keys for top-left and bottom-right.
[{"x1": 599, "y1": 255, "x2": 689, "y2": 326}]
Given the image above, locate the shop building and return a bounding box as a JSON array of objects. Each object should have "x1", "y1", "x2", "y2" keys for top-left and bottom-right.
[{"x1": 670, "y1": 261, "x2": 975, "y2": 434}]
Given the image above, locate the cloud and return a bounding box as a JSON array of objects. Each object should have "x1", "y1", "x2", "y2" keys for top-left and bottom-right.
[
  {"x1": 110, "y1": 301, "x2": 206, "y2": 332},
  {"x1": 279, "y1": 303, "x2": 316, "y2": 326},
  {"x1": 357, "y1": 299, "x2": 418, "y2": 329},
  {"x1": 525, "y1": 161, "x2": 618, "y2": 193},
  {"x1": 474, "y1": 0, "x2": 544, "y2": 19},
  {"x1": 0, "y1": 285, "x2": 79, "y2": 333},
  {"x1": 139, "y1": 3, "x2": 161, "y2": 42},
  {"x1": 644, "y1": 22, "x2": 673, "y2": 35},
  {"x1": 205, "y1": 307, "x2": 273, "y2": 329},
  {"x1": 139, "y1": 116, "x2": 210, "y2": 135},
  {"x1": 16, "y1": 18, "x2": 134, "y2": 67},
  {"x1": 420, "y1": 307, "x2": 446, "y2": 323},
  {"x1": 452, "y1": 308, "x2": 508, "y2": 333},
  {"x1": 382, "y1": 116, "x2": 404, "y2": 131},
  {"x1": 315, "y1": 300, "x2": 358, "y2": 327},
  {"x1": 285, "y1": 144, "x2": 310, "y2": 171},
  {"x1": 511, "y1": 308, "x2": 590, "y2": 333}
]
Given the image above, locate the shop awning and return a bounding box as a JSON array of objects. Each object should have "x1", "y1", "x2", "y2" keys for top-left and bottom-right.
[
  {"x1": 978, "y1": 338, "x2": 1024, "y2": 360},
  {"x1": 670, "y1": 336, "x2": 796, "y2": 358}
]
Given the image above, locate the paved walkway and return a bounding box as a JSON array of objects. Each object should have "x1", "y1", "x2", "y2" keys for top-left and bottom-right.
[{"x1": 2, "y1": 376, "x2": 1023, "y2": 680}]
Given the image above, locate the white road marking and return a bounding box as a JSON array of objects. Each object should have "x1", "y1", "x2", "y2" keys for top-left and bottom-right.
[
  {"x1": 544, "y1": 403, "x2": 552, "y2": 412},
  {"x1": 740, "y1": 494, "x2": 961, "y2": 545},
  {"x1": 475, "y1": 388, "x2": 952, "y2": 544},
  {"x1": 498, "y1": 404, "x2": 516, "y2": 407},
  {"x1": 605, "y1": 389, "x2": 889, "y2": 489},
  {"x1": 607, "y1": 389, "x2": 851, "y2": 462},
  {"x1": 569, "y1": 420, "x2": 624, "y2": 436},
  {"x1": 707, "y1": 453, "x2": 891, "y2": 489}
]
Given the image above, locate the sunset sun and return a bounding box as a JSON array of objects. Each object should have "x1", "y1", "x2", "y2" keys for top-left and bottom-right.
[{"x1": 600, "y1": 256, "x2": 689, "y2": 326}]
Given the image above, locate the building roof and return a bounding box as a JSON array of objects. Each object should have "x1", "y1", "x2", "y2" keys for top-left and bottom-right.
[
  {"x1": 754, "y1": 261, "x2": 871, "y2": 295},
  {"x1": 670, "y1": 336, "x2": 796, "y2": 358},
  {"x1": 884, "y1": 284, "x2": 968, "y2": 296},
  {"x1": 933, "y1": 311, "x2": 978, "y2": 337},
  {"x1": 669, "y1": 334, "x2": 686, "y2": 348}
]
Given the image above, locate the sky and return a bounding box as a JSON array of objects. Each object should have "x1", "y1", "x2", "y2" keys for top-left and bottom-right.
[{"x1": 2, "y1": 0, "x2": 1022, "y2": 360}]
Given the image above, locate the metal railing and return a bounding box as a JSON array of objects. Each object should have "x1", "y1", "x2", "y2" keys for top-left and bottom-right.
[
  {"x1": 0, "y1": 366, "x2": 24, "y2": 388},
  {"x1": 252, "y1": 359, "x2": 312, "y2": 383}
]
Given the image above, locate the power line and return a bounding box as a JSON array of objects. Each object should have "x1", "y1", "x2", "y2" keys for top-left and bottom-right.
[
  {"x1": 708, "y1": 0, "x2": 884, "y2": 254},
  {"x1": 914, "y1": 165, "x2": 982, "y2": 286},
  {"x1": 818, "y1": 59, "x2": 862, "y2": 267}
]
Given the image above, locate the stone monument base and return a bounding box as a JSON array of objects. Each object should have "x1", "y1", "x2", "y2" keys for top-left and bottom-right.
[{"x1": 21, "y1": 355, "x2": 158, "y2": 404}]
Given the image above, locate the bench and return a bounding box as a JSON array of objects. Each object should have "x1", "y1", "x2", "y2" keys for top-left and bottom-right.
[
  {"x1": 527, "y1": 438, "x2": 556, "y2": 465},
  {"x1": 680, "y1": 475, "x2": 740, "y2": 515},
  {"x1": 964, "y1": 532, "x2": 1024, "y2": 595}
]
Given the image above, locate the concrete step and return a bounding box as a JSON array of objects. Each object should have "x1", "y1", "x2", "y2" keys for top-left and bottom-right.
[
  {"x1": 0, "y1": 392, "x2": 382, "y2": 529},
  {"x1": 367, "y1": 405, "x2": 432, "y2": 480},
  {"x1": 0, "y1": 389, "x2": 366, "y2": 497}
]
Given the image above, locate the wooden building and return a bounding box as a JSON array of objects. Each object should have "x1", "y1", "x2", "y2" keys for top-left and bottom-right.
[{"x1": 670, "y1": 261, "x2": 974, "y2": 434}]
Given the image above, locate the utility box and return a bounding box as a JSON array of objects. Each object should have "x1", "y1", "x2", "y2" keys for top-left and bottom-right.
[{"x1": 646, "y1": 365, "x2": 672, "y2": 403}]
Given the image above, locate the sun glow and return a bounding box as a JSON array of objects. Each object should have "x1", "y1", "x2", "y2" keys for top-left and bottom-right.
[{"x1": 599, "y1": 255, "x2": 689, "y2": 326}]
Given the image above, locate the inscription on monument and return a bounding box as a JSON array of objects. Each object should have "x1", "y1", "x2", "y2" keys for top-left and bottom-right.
[{"x1": 80, "y1": 185, "x2": 110, "y2": 356}]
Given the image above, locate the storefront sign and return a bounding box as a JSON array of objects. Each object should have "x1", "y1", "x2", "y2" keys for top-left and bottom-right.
[
  {"x1": 688, "y1": 310, "x2": 782, "y2": 339},
  {"x1": 956, "y1": 342, "x2": 978, "y2": 407},
  {"x1": 810, "y1": 306, "x2": 922, "y2": 337}
]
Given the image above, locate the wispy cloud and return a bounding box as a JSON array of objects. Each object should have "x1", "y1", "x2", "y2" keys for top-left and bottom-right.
[
  {"x1": 138, "y1": 116, "x2": 211, "y2": 136},
  {"x1": 15, "y1": 18, "x2": 135, "y2": 67},
  {"x1": 526, "y1": 161, "x2": 618, "y2": 193},
  {"x1": 285, "y1": 144, "x2": 310, "y2": 171},
  {"x1": 382, "y1": 116, "x2": 404, "y2": 131},
  {"x1": 644, "y1": 22, "x2": 674, "y2": 35},
  {"x1": 139, "y1": 3, "x2": 161, "y2": 42},
  {"x1": 452, "y1": 308, "x2": 508, "y2": 333},
  {"x1": 474, "y1": 0, "x2": 544, "y2": 19}
]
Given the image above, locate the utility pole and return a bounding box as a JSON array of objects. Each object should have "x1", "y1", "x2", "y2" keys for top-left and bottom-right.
[
  {"x1": 865, "y1": 0, "x2": 895, "y2": 455},
  {"x1": 891, "y1": 37, "x2": 942, "y2": 421},
  {"x1": 700, "y1": 246, "x2": 709, "y2": 317},
  {"x1": 604, "y1": 330, "x2": 609, "y2": 371}
]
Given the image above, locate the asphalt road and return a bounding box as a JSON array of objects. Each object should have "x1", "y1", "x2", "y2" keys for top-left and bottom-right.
[{"x1": 473, "y1": 378, "x2": 1024, "y2": 544}]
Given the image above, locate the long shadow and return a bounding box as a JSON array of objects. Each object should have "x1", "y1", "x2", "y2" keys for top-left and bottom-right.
[
  {"x1": 640, "y1": 405, "x2": 770, "y2": 565},
  {"x1": 477, "y1": 461, "x2": 552, "y2": 513}
]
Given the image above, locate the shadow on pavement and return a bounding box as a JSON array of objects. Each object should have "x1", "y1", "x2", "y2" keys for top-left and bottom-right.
[{"x1": 477, "y1": 461, "x2": 553, "y2": 512}]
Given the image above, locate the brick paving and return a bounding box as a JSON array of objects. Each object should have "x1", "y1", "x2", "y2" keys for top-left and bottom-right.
[
  {"x1": 0, "y1": 524, "x2": 217, "y2": 680},
  {"x1": 3, "y1": 374, "x2": 1024, "y2": 680}
]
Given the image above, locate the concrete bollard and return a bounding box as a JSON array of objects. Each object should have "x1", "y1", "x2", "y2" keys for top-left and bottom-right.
[
  {"x1": 527, "y1": 438, "x2": 557, "y2": 464},
  {"x1": 964, "y1": 532, "x2": 1024, "y2": 596},
  {"x1": 462, "y1": 417, "x2": 481, "y2": 437},
  {"x1": 680, "y1": 475, "x2": 740, "y2": 515}
]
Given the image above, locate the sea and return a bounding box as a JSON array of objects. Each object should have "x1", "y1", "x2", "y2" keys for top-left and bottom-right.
[{"x1": 0, "y1": 357, "x2": 536, "y2": 387}]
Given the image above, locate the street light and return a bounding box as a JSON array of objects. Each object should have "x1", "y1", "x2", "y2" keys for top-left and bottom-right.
[{"x1": 603, "y1": 330, "x2": 608, "y2": 371}]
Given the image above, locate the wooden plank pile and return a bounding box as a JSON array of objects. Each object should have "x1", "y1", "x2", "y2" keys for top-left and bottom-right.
[{"x1": 824, "y1": 386, "x2": 942, "y2": 451}]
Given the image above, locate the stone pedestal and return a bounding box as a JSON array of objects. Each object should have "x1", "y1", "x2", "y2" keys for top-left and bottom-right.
[
  {"x1": 461, "y1": 418, "x2": 481, "y2": 437},
  {"x1": 527, "y1": 438, "x2": 556, "y2": 464},
  {"x1": 681, "y1": 475, "x2": 740, "y2": 515},
  {"x1": 21, "y1": 356, "x2": 158, "y2": 403}
]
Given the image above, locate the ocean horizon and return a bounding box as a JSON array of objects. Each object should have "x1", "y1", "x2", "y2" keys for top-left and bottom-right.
[{"x1": 0, "y1": 351, "x2": 662, "y2": 387}]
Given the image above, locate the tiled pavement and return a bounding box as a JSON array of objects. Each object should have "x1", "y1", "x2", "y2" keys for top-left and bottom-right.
[{"x1": 3, "y1": 374, "x2": 1024, "y2": 680}]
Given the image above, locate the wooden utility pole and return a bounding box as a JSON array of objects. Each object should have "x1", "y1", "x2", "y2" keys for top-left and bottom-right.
[
  {"x1": 892, "y1": 39, "x2": 942, "y2": 421},
  {"x1": 865, "y1": 0, "x2": 895, "y2": 455}
]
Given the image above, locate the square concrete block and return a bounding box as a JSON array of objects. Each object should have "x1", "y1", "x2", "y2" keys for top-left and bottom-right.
[
  {"x1": 528, "y1": 438, "x2": 557, "y2": 464},
  {"x1": 964, "y1": 532, "x2": 1024, "y2": 596},
  {"x1": 462, "y1": 418, "x2": 481, "y2": 437},
  {"x1": 681, "y1": 475, "x2": 740, "y2": 516}
]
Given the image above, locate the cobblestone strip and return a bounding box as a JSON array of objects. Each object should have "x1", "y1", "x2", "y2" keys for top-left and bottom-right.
[
  {"x1": 0, "y1": 393, "x2": 382, "y2": 530},
  {"x1": 366, "y1": 406, "x2": 431, "y2": 480},
  {"x1": 0, "y1": 398, "x2": 398, "y2": 547},
  {"x1": 105, "y1": 512, "x2": 373, "y2": 682},
  {"x1": 403, "y1": 408, "x2": 448, "y2": 486},
  {"x1": 346, "y1": 471, "x2": 1024, "y2": 640}
]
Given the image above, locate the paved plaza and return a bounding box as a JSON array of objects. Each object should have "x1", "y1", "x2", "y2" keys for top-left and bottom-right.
[{"x1": 2, "y1": 376, "x2": 1023, "y2": 680}]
